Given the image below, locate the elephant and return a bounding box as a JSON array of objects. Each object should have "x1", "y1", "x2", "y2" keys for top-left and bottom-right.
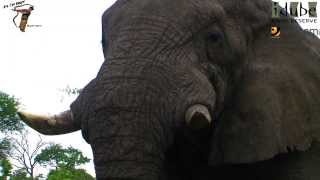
[{"x1": 18, "y1": 0, "x2": 320, "y2": 179}]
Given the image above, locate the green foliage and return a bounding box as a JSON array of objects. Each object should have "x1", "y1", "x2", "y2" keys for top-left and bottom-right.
[
  {"x1": 47, "y1": 168, "x2": 94, "y2": 180},
  {"x1": 0, "y1": 138, "x2": 11, "y2": 159},
  {"x1": 35, "y1": 144, "x2": 90, "y2": 169},
  {"x1": 61, "y1": 86, "x2": 82, "y2": 96},
  {"x1": 0, "y1": 91, "x2": 24, "y2": 133},
  {"x1": 0, "y1": 159, "x2": 12, "y2": 179},
  {"x1": 0, "y1": 92, "x2": 25, "y2": 179},
  {"x1": 10, "y1": 169, "x2": 33, "y2": 180}
]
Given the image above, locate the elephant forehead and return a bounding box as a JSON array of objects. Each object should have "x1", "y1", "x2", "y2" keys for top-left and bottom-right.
[{"x1": 104, "y1": 0, "x2": 226, "y2": 34}]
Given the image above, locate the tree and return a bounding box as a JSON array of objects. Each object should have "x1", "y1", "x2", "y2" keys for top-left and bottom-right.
[
  {"x1": 0, "y1": 91, "x2": 24, "y2": 160},
  {"x1": 36, "y1": 144, "x2": 92, "y2": 179},
  {"x1": 35, "y1": 144, "x2": 90, "y2": 170},
  {"x1": 0, "y1": 159, "x2": 12, "y2": 180},
  {"x1": 10, "y1": 169, "x2": 32, "y2": 180},
  {"x1": 47, "y1": 168, "x2": 94, "y2": 180},
  {"x1": 0, "y1": 138, "x2": 12, "y2": 159},
  {"x1": 10, "y1": 169, "x2": 44, "y2": 180},
  {"x1": 0, "y1": 91, "x2": 24, "y2": 133},
  {"x1": 58, "y1": 86, "x2": 81, "y2": 103},
  {"x1": 60, "y1": 86, "x2": 82, "y2": 96},
  {"x1": 10, "y1": 131, "x2": 47, "y2": 179}
]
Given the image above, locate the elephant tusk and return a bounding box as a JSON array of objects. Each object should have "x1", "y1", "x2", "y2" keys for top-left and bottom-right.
[
  {"x1": 18, "y1": 110, "x2": 80, "y2": 135},
  {"x1": 185, "y1": 104, "x2": 212, "y2": 130}
]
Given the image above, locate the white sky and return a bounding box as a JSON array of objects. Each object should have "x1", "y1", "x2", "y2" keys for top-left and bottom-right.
[
  {"x1": 0, "y1": 0, "x2": 319, "y2": 178},
  {"x1": 0, "y1": 0, "x2": 117, "y2": 177}
]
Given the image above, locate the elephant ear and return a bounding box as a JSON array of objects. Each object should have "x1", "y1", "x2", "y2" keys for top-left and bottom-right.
[{"x1": 209, "y1": 0, "x2": 320, "y2": 165}]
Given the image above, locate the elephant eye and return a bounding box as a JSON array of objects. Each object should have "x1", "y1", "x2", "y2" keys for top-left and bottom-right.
[{"x1": 207, "y1": 32, "x2": 223, "y2": 42}]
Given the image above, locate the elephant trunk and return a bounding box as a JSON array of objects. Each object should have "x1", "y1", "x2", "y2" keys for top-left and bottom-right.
[
  {"x1": 89, "y1": 107, "x2": 169, "y2": 179},
  {"x1": 87, "y1": 86, "x2": 170, "y2": 179},
  {"x1": 17, "y1": 110, "x2": 80, "y2": 135},
  {"x1": 93, "y1": 136, "x2": 164, "y2": 179}
]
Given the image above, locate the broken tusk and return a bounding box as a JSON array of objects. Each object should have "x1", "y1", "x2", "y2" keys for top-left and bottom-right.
[{"x1": 185, "y1": 104, "x2": 212, "y2": 130}]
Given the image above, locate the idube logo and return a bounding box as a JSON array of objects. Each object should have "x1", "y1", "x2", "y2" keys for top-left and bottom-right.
[
  {"x1": 272, "y1": 1, "x2": 317, "y2": 18},
  {"x1": 271, "y1": 1, "x2": 319, "y2": 38}
]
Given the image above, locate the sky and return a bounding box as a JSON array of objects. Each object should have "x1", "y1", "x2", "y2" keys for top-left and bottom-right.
[
  {"x1": 0, "y1": 0, "x2": 319, "y2": 178},
  {"x1": 0, "y1": 0, "x2": 117, "y2": 176}
]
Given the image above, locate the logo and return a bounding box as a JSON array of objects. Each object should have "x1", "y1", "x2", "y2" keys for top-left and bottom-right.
[
  {"x1": 272, "y1": 1, "x2": 317, "y2": 18},
  {"x1": 304, "y1": 28, "x2": 320, "y2": 37},
  {"x1": 12, "y1": 4, "x2": 34, "y2": 32},
  {"x1": 271, "y1": 26, "x2": 281, "y2": 38},
  {"x1": 271, "y1": 1, "x2": 319, "y2": 38},
  {"x1": 3, "y1": 1, "x2": 42, "y2": 32}
]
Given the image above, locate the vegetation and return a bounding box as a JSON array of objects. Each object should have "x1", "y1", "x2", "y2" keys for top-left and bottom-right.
[
  {"x1": 0, "y1": 159, "x2": 12, "y2": 179},
  {"x1": 47, "y1": 168, "x2": 94, "y2": 180},
  {"x1": 0, "y1": 91, "x2": 23, "y2": 132},
  {"x1": 0, "y1": 138, "x2": 12, "y2": 159},
  {"x1": 0, "y1": 91, "x2": 94, "y2": 179},
  {"x1": 36, "y1": 144, "x2": 90, "y2": 170},
  {"x1": 35, "y1": 144, "x2": 92, "y2": 179},
  {"x1": 60, "y1": 86, "x2": 82, "y2": 96},
  {"x1": 10, "y1": 169, "x2": 32, "y2": 180},
  {"x1": 10, "y1": 131, "x2": 47, "y2": 179}
]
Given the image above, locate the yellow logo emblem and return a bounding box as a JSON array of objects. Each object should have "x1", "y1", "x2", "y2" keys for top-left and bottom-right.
[{"x1": 271, "y1": 26, "x2": 281, "y2": 38}]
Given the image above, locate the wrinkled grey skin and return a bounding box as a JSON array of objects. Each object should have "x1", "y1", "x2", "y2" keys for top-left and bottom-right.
[{"x1": 21, "y1": 0, "x2": 320, "y2": 179}]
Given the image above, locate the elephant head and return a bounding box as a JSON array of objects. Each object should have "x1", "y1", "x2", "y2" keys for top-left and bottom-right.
[{"x1": 19, "y1": 0, "x2": 320, "y2": 179}]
